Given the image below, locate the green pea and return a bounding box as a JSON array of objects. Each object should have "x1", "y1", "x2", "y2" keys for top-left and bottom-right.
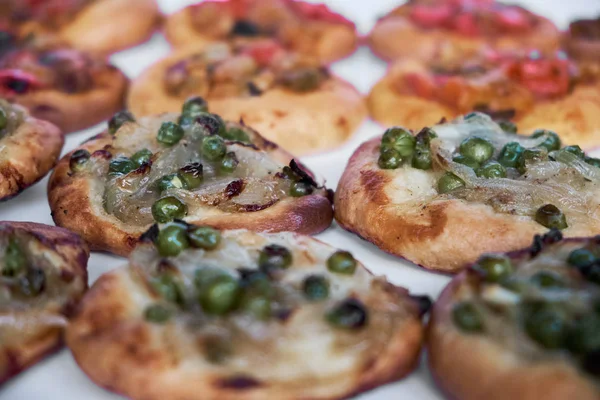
[
  {"x1": 290, "y1": 181, "x2": 314, "y2": 197},
  {"x1": 3, "y1": 237, "x2": 26, "y2": 277},
  {"x1": 530, "y1": 270, "x2": 565, "y2": 289},
  {"x1": 378, "y1": 148, "x2": 402, "y2": 169},
  {"x1": 18, "y1": 267, "x2": 45, "y2": 297},
  {"x1": 453, "y1": 154, "x2": 480, "y2": 169},
  {"x1": 472, "y1": 254, "x2": 513, "y2": 283},
  {"x1": 179, "y1": 163, "x2": 203, "y2": 189},
  {"x1": 302, "y1": 275, "x2": 330, "y2": 301},
  {"x1": 194, "y1": 267, "x2": 228, "y2": 291},
  {"x1": 200, "y1": 275, "x2": 241, "y2": 315},
  {"x1": 108, "y1": 156, "x2": 136, "y2": 176},
  {"x1": 195, "y1": 113, "x2": 226, "y2": 136},
  {"x1": 567, "y1": 315, "x2": 600, "y2": 354},
  {"x1": 438, "y1": 172, "x2": 465, "y2": 194},
  {"x1": 476, "y1": 160, "x2": 507, "y2": 179},
  {"x1": 220, "y1": 152, "x2": 239, "y2": 173},
  {"x1": 157, "y1": 122, "x2": 185, "y2": 146},
  {"x1": 498, "y1": 120, "x2": 517, "y2": 134},
  {"x1": 108, "y1": 110, "x2": 135, "y2": 135},
  {"x1": 178, "y1": 114, "x2": 196, "y2": 127},
  {"x1": 144, "y1": 304, "x2": 172, "y2": 323},
  {"x1": 188, "y1": 226, "x2": 221, "y2": 250},
  {"x1": 156, "y1": 222, "x2": 190, "y2": 257},
  {"x1": 69, "y1": 149, "x2": 90, "y2": 172},
  {"x1": 411, "y1": 143, "x2": 432, "y2": 170},
  {"x1": 202, "y1": 135, "x2": 227, "y2": 161},
  {"x1": 182, "y1": 96, "x2": 208, "y2": 117},
  {"x1": 258, "y1": 244, "x2": 292, "y2": 272},
  {"x1": 151, "y1": 274, "x2": 183, "y2": 303},
  {"x1": 535, "y1": 204, "x2": 567, "y2": 230},
  {"x1": 498, "y1": 142, "x2": 524, "y2": 168},
  {"x1": 415, "y1": 127, "x2": 437, "y2": 144},
  {"x1": 562, "y1": 145, "x2": 585, "y2": 159},
  {"x1": 531, "y1": 129, "x2": 561, "y2": 152},
  {"x1": 222, "y1": 127, "x2": 251, "y2": 143},
  {"x1": 523, "y1": 304, "x2": 567, "y2": 349},
  {"x1": 0, "y1": 108, "x2": 6, "y2": 130},
  {"x1": 239, "y1": 270, "x2": 274, "y2": 298},
  {"x1": 463, "y1": 112, "x2": 489, "y2": 123},
  {"x1": 584, "y1": 156, "x2": 600, "y2": 168},
  {"x1": 381, "y1": 127, "x2": 416, "y2": 157},
  {"x1": 458, "y1": 136, "x2": 494, "y2": 164},
  {"x1": 131, "y1": 149, "x2": 152, "y2": 167},
  {"x1": 567, "y1": 248, "x2": 596, "y2": 269},
  {"x1": 326, "y1": 298, "x2": 368, "y2": 329},
  {"x1": 240, "y1": 294, "x2": 271, "y2": 320},
  {"x1": 517, "y1": 148, "x2": 548, "y2": 174},
  {"x1": 151, "y1": 196, "x2": 187, "y2": 223},
  {"x1": 327, "y1": 251, "x2": 357, "y2": 275},
  {"x1": 157, "y1": 173, "x2": 187, "y2": 192},
  {"x1": 452, "y1": 301, "x2": 483, "y2": 333}
]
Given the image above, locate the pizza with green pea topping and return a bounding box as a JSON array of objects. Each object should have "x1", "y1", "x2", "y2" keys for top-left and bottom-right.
[
  {"x1": 0, "y1": 99, "x2": 62, "y2": 201},
  {"x1": 66, "y1": 225, "x2": 427, "y2": 400},
  {"x1": 335, "y1": 112, "x2": 600, "y2": 272},
  {"x1": 48, "y1": 97, "x2": 333, "y2": 256},
  {"x1": 0, "y1": 221, "x2": 88, "y2": 384},
  {"x1": 127, "y1": 40, "x2": 367, "y2": 156},
  {"x1": 429, "y1": 230, "x2": 600, "y2": 400}
]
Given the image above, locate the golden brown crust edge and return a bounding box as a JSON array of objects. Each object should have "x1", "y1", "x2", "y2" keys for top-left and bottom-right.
[
  {"x1": 67, "y1": 267, "x2": 424, "y2": 400},
  {"x1": 127, "y1": 46, "x2": 366, "y2": 156},
  {"x1": 333, "y1": 137, "x2": 600, "y2": 273},
  {"x1": 0, "y1": 221, "x2": 89, "y2": 384},
  {"x1": 14, "y1": 64, "x2": 128, "y2": 134},
  {"x1": 0, "y1": 115, "x2": 63, "y2": 201},
  {"x1": 59, "y1": 0, "x2": 160, "y2": 55},
  {"x1": 427, "y1": 273, "x2": 599, "y2": 400},
  {"x1": 48, "y1": 132, "x2": 333, "y2": 257},
  {"x1": 368, "y1": 12, "x2": 560, "y2": 62}
]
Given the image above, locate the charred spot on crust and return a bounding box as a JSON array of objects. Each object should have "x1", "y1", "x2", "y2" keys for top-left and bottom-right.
[
  {"x1": 247, "y1": 81, "x2": 262, "y2": 96},
  {"x1": 218, "y1": 375, "x2": 262, "y2": 390},
  {"x1": 139, "y1": 224, "x2": 159, "y2": 243},
  {"x1": 91, "y1": 149, "x2": 112, "y2": 160},
  {"x1": 157, "y1": 259, "x2": 178, "y2": 273},
  {"x1": 234, "y1": 199, "x2": 279, "y2": 212},
  {"x1": 473, "y1": 104, "x2": 517, "y2": 121},
  {"x1": 81, "y1": 132, "x2": 105, "y2": 144},
  {"x1": 530, "y1": 229, "x2": 563, "y2": 257},
  {"x1": 290, "y1": 159, "x2": 318, "y2": 187},
  {"x1": 326, "y1": 188, "x2": 335, "y2": 203},
  {"x1": 231, "y1": 20, "x2": 262, "y2": 37},
  {"x1": 409, "y1": 295, "x2": 433, "y2": 317},
  {"x1": 225, "y1": 179, "x2": 245, "y2": 198}
]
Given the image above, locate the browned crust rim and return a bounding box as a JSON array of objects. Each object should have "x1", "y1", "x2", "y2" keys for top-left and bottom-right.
[
  {"x1": 48, "y1": 128, "x2": 333, "y2": 257},
  {"x1": 0, "y1": 114, "x2": 63, "y2": 201},
  {"x1": 0, "y1": 221, "x2": 89, "y2": 384},
  {"x1": 333, "y1": 136, "x2": 600, "y2": 273},
  {"x1": 427, "y1": 236, "x2": 599, "y2": 400},
  {"x1": 563, "y1": 32, "x2": 600, "y2": 62}
]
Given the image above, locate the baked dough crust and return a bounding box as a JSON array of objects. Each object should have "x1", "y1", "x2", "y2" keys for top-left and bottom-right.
[
  {"x1": 127, "y1": 46, "x2": 366, "y2": 156},
  {"x1": 48, "y1": 115, "x2": 334, "y2": 256},
  {"x1": 368, "y1": 60, "x2": 600, "y2": 149},
  {"x1": 164, "y1": 2, "x2": 357, "y2": 64},
  {"x1": 66, "y1": 230, "x2": 424, "y2": 400},
  {"x1": 0, "y1": 107, "x2": 63, "y2": 201},
  {"x1": 368, "y1": 4, "x2": 560, "y2": 62},
  {"x1": 334, "y1": 136, "x2": 600, "y2": 272},
  {"x1": 0, "y1": 221, "x2": 88, "y2": 384},
  {"x1": 428, "y1": 242, "x2": 599, "y2": 400}
]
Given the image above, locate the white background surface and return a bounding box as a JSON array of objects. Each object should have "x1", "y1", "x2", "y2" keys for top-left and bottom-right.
[{"x1": 1, "y1": 0, "x2": 600, "y2": 398}]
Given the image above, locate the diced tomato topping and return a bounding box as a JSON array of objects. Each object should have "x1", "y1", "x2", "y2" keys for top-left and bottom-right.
[
  {"x1": 409, "y1": 4, "x2": 454, "y2": 28},
  {"x1": 0, "y1": 69, "x2": 43, "y2": 96},
  {"x1": 243, "y1": 41, "x2": 284, "y2": 66},
  {"x1": 403, "y1": 73, "x2": 437, "y2": 98},
  {"x1": 451, "y1": 13, "x2": 481, "y2": 36},
  {"x1": 506, "y1": 57, "x2": 571, "y2": 98},
  {"x1": 291, "y1": 1, "x2": 353, "y2": 26},
  {"x1": 494, "y1": 7, "x2": 532, "y2": 32}
]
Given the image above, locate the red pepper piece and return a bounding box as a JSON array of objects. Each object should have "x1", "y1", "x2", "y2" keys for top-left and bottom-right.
[
  {"x1": 410, "y1": 4, "x2": 455, "y2": 28},
  {"x1": 506, "y1": 57, "x2": 571, "y2": 98},
  {"x1": 243, "y1": 40, "x2": 284, "y2": 66}
]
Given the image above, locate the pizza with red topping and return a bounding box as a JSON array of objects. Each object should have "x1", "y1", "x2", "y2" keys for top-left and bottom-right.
[
  {"x1": 369, "y1": 0, "x2": 560, "y2": 62},
  {"x1": 0, "y1": 0, "x2": 159, "y2": 55},
  {"x1": 164, "y1": 0, "x2": 358, "y2": 64},
  {"x1": 128, "y1": 40, "x2": 366, "y2": 155},
  {"x1": 368, "y1": 50, "x2": 600, "y2": 149},
  {"x1": 564, "y1": 17, "x2": 600, "y2": 63}
]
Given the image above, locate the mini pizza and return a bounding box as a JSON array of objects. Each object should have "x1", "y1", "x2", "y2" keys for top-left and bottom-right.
[
  {"x1": 0, "y1": 221, "x2": 88, "y2": 384},
  {"x1": 164, "y1": 0, "x2": 357, "y2": 64},
  {"x1": 335, "y1": 112, "x2": 600, "y2": 273},
  {"x1": 429, "y1": 230, "x2": 600, "y2": 400},
  {"x1": 368, "y1": 50, "x2": 600, "y2": 149},
  {"x1": 128, "y1": 40, "x2": 366, "y2": 156},
  {"x1": 564, "y1": 17, "x2": 600, "y2": 63},
  {"x1": 369, "y1": 0, "x2": 560, "y2": 62},
  {"x1": 0, "y1": 100, "x2": 62, "y2": 201},
  {"x1": 67, "y1": 225, "x2": 427, "y2": 400},
  {"x1": 0, "y1": 31, "x2": 128, "y2": 134},
  {"x1": 48, "y1": 98, "x2": 334, "y2": 256},
  {"x1": 0, "y1": 0, "x2": 159, "y2": 55}
]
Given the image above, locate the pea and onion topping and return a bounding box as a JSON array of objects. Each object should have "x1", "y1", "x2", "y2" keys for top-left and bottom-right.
[
  {"x1": 69, "y1": 149, "x2": 90, "y2": 172},
  {"x1": 151, "y1": 196, "x2": 188, "y2": 223},
  {"x1": 452, "y1": 301, "x2": 484, "y2": 333},
  {"x1": 1, "y1": 236, "x2": 47, "y2": 297},
  {"x1": 326, "y1": 298, "x2": 368, "y2": 330},
  {"x1": 131, "y1": 149, "x2": 152, "y2": 167},
  {"x1": 327, "y1": 251, "x2": 357, "y2": 275},
  {"x1": 157, "y1": 121, "x2": 185, "y2": 146},
  {"x1": 258, "y1": 244, "x2": 292, "y2": 273},
  {"x1": 471, "y1": 254, "x2": 513, "y2": 283},
  {"x1": 303, "y1": 275, "x2": 330, "y2": 301},
  {"x1": 108, "y1": 110, "x2": 135, "y2": 135},
  {"x1": 535, "y1": 204, "x2": 568, "y2": 230},
  {"x1": 378, "y1": 127, "x2": 434, "y2": 171},
  {"x1": 108, "y1": 156, "x2": 137, "y2": 176}
]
